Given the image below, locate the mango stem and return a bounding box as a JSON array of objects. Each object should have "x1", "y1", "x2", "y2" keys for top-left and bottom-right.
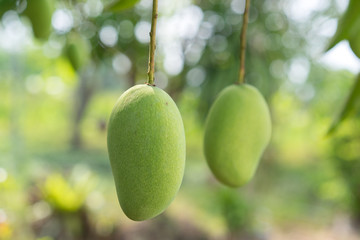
[
  {"x1": 147, "y1": 0, "x2": 158, "y2": 85},
  {"x1": 238, "y1": 0, "x2": 250, "y2": 84}
]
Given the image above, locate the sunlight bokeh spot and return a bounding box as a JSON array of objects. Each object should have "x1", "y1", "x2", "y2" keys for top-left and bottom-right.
[
  {"x1": 26, "y1": 75, "x2": 44, "y2": 94},
  {"x1": 99, "y1": 25, "x2": 118, "y2": 47},
  {"x1": 154, "y1": 71, "x2": 169, "y2": 89},
  {"x1": 112, "y1": 53, "x2": 132, "y2": 75},
  {"x1": 186, "y1": 67, "x2": 206, "y2": 87},
  {"x1": 52, "y1": 9, "x2": 73, "y2": 34},
  {"x1": 0, "y1": 209, "x2": 7, "y2": 223},
  {"x1": 0, "y1": 168, "x2": 7, "y2": 183},
  {"x1": 46, "y1": 76, "x2": 65, "y2": 96},
  {"x1": 134, "y1": 21, "x2": 151, "y2": 44},
  {"x1": 231, "y1": 0, "x2": 245, "y2": 14},
  {"x1": 84, "y1": 0, "x2": 104, "y2": 17},
  {"x1": 32, "y1": 201, "x2": 52, "y2": 221}
]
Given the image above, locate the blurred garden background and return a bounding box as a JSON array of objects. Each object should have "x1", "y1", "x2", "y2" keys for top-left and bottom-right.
[{"x1": 1, "y1": 0, "x2": 360, "y2": 239}]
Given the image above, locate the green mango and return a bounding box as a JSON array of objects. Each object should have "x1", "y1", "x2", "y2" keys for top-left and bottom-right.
[
  {"x1": 24, "y1": 0, "x2": 54, "y2": 40},
  {"x1": 107, "y1": 84, "x2": 186, "y2": 221},
  {"x1": 203, "y1": 84, "x2": 271, "y2": 187},
  {"x1": 64, "y1": 33, "x2": 91, "y2": 71}
]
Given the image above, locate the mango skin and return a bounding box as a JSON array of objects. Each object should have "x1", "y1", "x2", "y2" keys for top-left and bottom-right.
[
  {"x1": 24, "y1": 0, "x2": 54, "y2": 40},
  {"x1": 107, "y1": 84, "x2": 185, "y2": 221},
  {"x1": 204, "y1": 84, "x2": 271, "y2": 187}
]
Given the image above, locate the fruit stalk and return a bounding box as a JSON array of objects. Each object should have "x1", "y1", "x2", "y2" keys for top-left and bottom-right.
[
  {"x1": 238, "y1": 0, "x2": 250, "y2": 84},
  {"x1": 147, "y1": 0, "x2": 158, "y2": 85}
]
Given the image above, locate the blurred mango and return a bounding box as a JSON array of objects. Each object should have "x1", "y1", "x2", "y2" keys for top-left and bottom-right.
[
  {"x1": 24, "y1": 0, "x2": 54, "y2": 40},
  {"x1": 204, "y1": 84, "x2": 271, "y2": 187},
  {"x1": 64, "y1": 32, "x2": 91, "y2": 71}
]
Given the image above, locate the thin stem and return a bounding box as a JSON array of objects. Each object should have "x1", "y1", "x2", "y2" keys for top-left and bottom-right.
[
  {"x1": 238, "y1": 0, "x2": 250, "y2": 84},
  {"x1": 147, "y1": 0, "x2": 158, "y2": 85}
]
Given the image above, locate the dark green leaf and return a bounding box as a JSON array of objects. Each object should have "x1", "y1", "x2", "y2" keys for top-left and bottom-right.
[
  {"x1": 104, "y1": 0, "x2": 140, "y2": 12},
  {"x1": 327, "y1": 74, "x2": 360, "y2": 135},
  {"x1": 326, "y1": 0, "x2": 360, "y2": 51},
  {"x1": 0, "y1": 0, "x2": 17, "y2": 17},
  {"x1": 348, "y1": 18, "x2": 360, "y2": 59}
]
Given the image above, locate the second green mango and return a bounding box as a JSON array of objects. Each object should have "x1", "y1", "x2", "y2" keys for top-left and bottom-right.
[
  {"x1": 24, "y1": 0, "x2": 54, "y2": 40},
  {"x1": 204, "y1": 84, "x2": 271, "y2": 187}
]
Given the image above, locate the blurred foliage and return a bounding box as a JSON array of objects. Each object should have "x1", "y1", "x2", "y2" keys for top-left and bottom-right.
[
  {"x1": 41, "y1": 172, "x2": 95, "y2": 212},
  {"x1": 330, "y1": 117, "x2": 360, "y2": 225},
  {"x1": 105, "y1": 0, "x2": 141, "y2": 12},
  {"x1": 216, "y1": 189, "x2": 252, "y2": 234},
  {"x1": 327, "y1": 74, "x2": 360, "y2": 135},
  {"x1": 1, "y1": 0, "x2": 360, "y2": 239},
  {"x1": 327, "y1": 0, "x2": 360, "y2": 51},
  {"x1": 326, "y1": 0, "x2": 360, "y2": 135}
]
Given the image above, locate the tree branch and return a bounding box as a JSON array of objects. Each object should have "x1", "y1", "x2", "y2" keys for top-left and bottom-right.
[
  {"x1": 147, "y1": 0, "x2": 158, "y2": 85},
  {"x1": 238, "y1": 0, "x2": 250, "y2": 84}
]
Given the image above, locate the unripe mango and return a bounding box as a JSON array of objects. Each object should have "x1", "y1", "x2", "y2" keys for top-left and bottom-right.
[
  {"x1": 204, "y1": 84, "x2": 271, "y2": 187},
  {"x1": 24, "y1": 0, "x2": 54, "y2": 40},
  {"x1": 64, "y1": 33, "x2": 91, "y2": 71},
  {"x1": 107, "y1": 84, "x2": 185, "y2": 221}
]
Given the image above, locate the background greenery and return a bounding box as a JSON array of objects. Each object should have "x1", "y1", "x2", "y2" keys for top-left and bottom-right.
[{"x1": 1, "y1": 0, "x2": 360, "y2": 239}]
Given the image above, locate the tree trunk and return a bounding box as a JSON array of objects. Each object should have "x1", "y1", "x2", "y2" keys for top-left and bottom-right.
[{"x1": 71, "y1": 66, "x2": 97, "y2": 149}]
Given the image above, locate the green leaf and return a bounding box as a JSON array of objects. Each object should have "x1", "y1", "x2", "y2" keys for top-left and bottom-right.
[
  {"x1": 326, "y1": 0, "x2": 360, "y2": 51},
  {"x1": 349, "y1": 34, "x2": 360, "y2": 59},
  {"x1": 104, "y1": 0, "x2": 140, "y2": 12},
  {"x1": 348, "y1": 17, "x2": 360, "y2": 59},
  {"x1": 327, "y1": 74, "x2": 360, "y2": 136}
]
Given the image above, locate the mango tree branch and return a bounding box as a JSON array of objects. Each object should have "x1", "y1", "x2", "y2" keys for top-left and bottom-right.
[
  {"x1": 147, "y1": 0, "x2": 158, "y2": 85},
  {"x1": 238, "y1": 0, "x2": 250, "y2": 84}
]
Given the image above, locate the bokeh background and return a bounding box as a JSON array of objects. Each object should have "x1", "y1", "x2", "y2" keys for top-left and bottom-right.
[{"x1": 1, "y1": 0, "x2": 360, "y2": 239}]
